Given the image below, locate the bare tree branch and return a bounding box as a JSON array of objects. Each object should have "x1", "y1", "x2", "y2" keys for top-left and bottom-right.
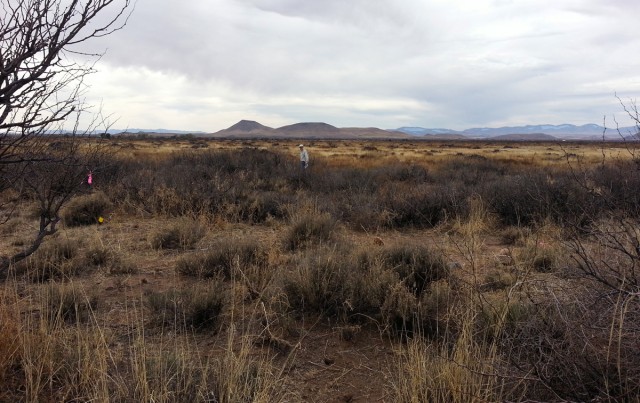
[{"x1": 0, "y1": 0, "x2": 133, "y2": 275}]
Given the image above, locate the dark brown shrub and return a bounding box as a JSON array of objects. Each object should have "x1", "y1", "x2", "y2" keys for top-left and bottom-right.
[
  {"x1": 285, "y1": 211, "x2": 337, "y2": 250},
  {"x1": 146, "y1": 280, "x2": 226, "y2": 332},
  {"x1": 43, "y1": 283, "x2": 97, "y2": 325},
  {"x1": 176, "y1": 237, "x2": 269, "y2": 279},
  {"x1": 381, "y1": 184, "x2": 463, "y2": 229},
  {"x1": 482, "y1": 269, "x2": 517, "y2": 291},
  {"x1": 62, "y1": 191, "x2": 111, "y2": 227},
  {"x1": 380, "y1": 244, "x2": 449, "y2": 296},
  {"x1": 282, "y1": 246, "x2": 397, "y2": 321},
  {"x1": 150, "y1": 219, "x2": 205, "y2": 250},
  {"x1": 19, "y1": 237, "x2": 82, "y2": 281}
]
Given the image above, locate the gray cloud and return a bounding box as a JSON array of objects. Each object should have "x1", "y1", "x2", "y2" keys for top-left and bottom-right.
[{"x1": 81, "y1": 0, "x2": 640, "y2": 131}]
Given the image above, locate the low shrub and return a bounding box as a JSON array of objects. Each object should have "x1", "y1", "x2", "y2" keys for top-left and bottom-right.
[
  {"x1": 476, "y1": 298, "x2": 534, "y2": 342},
  {"x1": 0, "y1": 301, "x2": 20, "y2": 383},
  {"x1": 381, "y1": 280, "x2": 457, "y2": 340},
  {"x1": 381, "y1": 183, "x2": 464, "y2": 229},
  {"x1": 516, "y1": 240, "x2": 563, "y2": 273},
  {"x1": 285, "y1": 211, "x2": 337, "y2": 250},
  {"x1": 482, "y1": 171, "x2": 595, "y2": 227},
  {"x1": 82, "y1": 245, "x2": 137, "y2": 275},
  {"x1": 483, "y1": 269, "x2": 518, "y2": 291},
  {"x1": 19, "y1": 237, "x2": 83, "y2": 281},
  {"x1": 381, "y1": 283, "x2": 420, "y2": 337},
  {"x1": 176, "y1": 237, "x2": 269, "y2": 279},
  {"x1": 84, "y1": 245, "x2": 112, "y2": 267},
  {"x1": 282, "y1": 246, "x2": 397, "y2": 321},
  {"x1": 334, "y1": 191, "x2": 390, "y2": 231},
  {"x1": 238, "y1": 192, "x2": 292, "y2": 223},
  {"x1": 491, "y1": 296, "x2": 640, "y2": 401},
  {"x1": 381, "y1": 244, "x2": 449, "y2": 296},
  {"x1": 146, "y1": 280, "x2": 226, "y2": 332},
  {"x1": 499, "y1": 226, "x2": 529, "y2": 246},
  {"x1": 43, "y1": 283, "x2": 98, "y2": 325},
  {"x1": 62, "y1": 191, "x2": 111, "y2": 227},
  {"x1": 150, "y1": 218, "x2": 206, "y2": 250}
]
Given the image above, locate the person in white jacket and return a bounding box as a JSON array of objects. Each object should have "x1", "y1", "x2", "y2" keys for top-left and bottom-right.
[{"x1": 299, "y1": 144, "x2": 309, "y2": 169}]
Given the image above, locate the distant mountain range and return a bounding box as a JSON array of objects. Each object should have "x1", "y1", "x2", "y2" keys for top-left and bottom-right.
[
  {"x1": 209, "y1": 120, "x2": 409, "y2": 139},
  {"x1": 395, "y1": 123, "x2": 638, "y2": 140},
  {"x1": 105, "y1": 121, "x2": 639, "y2": 141},
  {"x1": 106, "y1": 128, "x2": 206, "y2": 135}
]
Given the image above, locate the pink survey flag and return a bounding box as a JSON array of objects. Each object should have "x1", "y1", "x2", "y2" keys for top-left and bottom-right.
[{"x1": 87, "y1": 171, "x2": 93, "y2": 185}]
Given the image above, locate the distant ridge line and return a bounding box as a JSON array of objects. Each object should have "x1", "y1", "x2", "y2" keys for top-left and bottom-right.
[{"x1": 105, "y1": 120, "x2": 639, "y2": 141}]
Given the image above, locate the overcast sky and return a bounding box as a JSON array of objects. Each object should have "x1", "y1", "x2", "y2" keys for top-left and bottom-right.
[{"x1": 82, "y1": 0, "x2": 640, "y2": 132}]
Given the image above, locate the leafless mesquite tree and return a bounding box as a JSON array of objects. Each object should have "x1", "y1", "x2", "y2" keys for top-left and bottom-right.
[
  {"x1": 0, "y1": 0, "x2": 133, "y2": 274},
  {"x1": 542, "y1": 97, "x2": 640, "y2": 399}
]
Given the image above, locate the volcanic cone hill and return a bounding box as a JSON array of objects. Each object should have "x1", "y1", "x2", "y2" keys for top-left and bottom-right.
[{"x1": 210, "y1": 120, "x2": 412, "y2": 139}]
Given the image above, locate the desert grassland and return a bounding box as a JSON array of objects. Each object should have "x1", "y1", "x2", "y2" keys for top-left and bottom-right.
[
  {"x1": 110, "y1": 136, "x2": 636, "y2": 166},
  {"x1": 1, "y1": 137, "x2": 639, "y2": 402}
]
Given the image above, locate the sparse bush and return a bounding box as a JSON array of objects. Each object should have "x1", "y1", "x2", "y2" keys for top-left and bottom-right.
[
  {"x1": 476, "y1": 297, "x2": 534, "y2": 344},
  {"x1": 380, "y1": 279, "x2": 457, "y2": 340},
  {"x1": 62, "y1": 191, "x2": 111, "y2": 227},
  {"x1": 499, "y1": 226, "x2": 529, "y2": 245},
  {"x1": 146, "y1": 280, "x2": 226, "y2": 332},
  {"x1": 381, "y1": 183, "x2": 465, "y2": 229},
  {"x1": 482, "y1": 170, "x2": 595, "y2": 227},
  {"x1": 483, "y1": 269, "x2": 517, "y2": 291},
  {"x1": 282, "y1": 246, "x2": 397, "y2": 321},
  {"x1": 381, "y1": 283, "x2": 420, "y2": 337},
  {"x1": 285, "y1": 211, "x2": 337, "y2": 250},
  {"x1": 80, "y1": 244, "x2": 136, "y2": 274},
  {"x1": 516, "y1": 239, "x2": 563, "y2": 273},
  {"x1": 381, "y1": 244, "x2": 449, "y2": 296},
  {"x1": 150, "y1": 218, "x2": 206, "y2": 250},
  {"x1": 0, "y1": 301, "x2": 19, "y2": 383},
  {"x1": 591, "y1": 160, "x2": 640, "y2": 216},
  {"x1": 433, "y1": 154, "x2": 510, "y2": 186},
  {"x1": 43, "y1": 283, "x2": 97, "y2": 325},
  {"x1": 84, "y1": 245, "x2": 112, "y2": 267},
  {"x1": 335, "y1": 191, "x2": 390, "y2": 231},
  {"x1": 176, "y1": 237, "x2": 269, "y2": 279},
  {"x1": 282, "y1": 246, "x2": 355, "y2": 318},
  {"x1": 18, "y1": 237, "x2": 84, "y2": 281},
  {"x1": 239, "y1": 191, "x2": 292, "y2": 223}
]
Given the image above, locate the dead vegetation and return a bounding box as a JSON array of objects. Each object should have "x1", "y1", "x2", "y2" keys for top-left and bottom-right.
[{"x1": 0, "y1": 138, "x2": 639, "y2": 401}]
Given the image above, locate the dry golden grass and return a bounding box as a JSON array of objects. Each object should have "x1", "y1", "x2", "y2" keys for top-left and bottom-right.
[
  {"x1": 100, "y1": 136, "x2": 639, "y2": 167},
  {"x1": 1, "y1": 137, "x2": 639, "y2": 401}
]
